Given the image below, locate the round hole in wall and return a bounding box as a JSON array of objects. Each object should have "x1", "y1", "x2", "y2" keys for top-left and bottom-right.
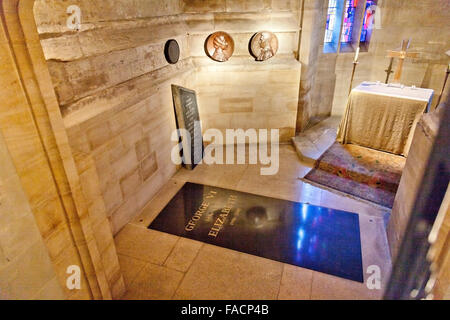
[{"x1": 164, "y1": 39, "x2": 180, "y2": 64}]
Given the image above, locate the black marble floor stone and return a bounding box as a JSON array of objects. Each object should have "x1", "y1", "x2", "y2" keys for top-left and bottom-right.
[{"x1": 149, "y1": 183, "x2": 364, "y2": 283}]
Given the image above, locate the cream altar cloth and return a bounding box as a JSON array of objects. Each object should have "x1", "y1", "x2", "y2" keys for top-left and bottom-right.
[{"x1": 337, "y1": 82, "x2": 434, "y2": 156}]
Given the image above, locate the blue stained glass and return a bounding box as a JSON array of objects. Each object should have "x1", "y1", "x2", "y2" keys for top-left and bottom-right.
[
  {"x1": 361, "y1": 0, "x2": 376, "y2": 42},
  {"x1": 324, "y1": 0, "x2": 377, "y2": 48},
  {"x1": 324, "y1": 0, "x2": 338, "y2": 43},
  {"x1": 341, "y1": 0, "x2": 356, "y2": 43}
]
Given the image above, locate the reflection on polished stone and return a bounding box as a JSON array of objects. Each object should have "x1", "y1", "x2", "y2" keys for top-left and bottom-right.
[{"x1": 149, "y1": 183, "x2": 363, "y2": 283}]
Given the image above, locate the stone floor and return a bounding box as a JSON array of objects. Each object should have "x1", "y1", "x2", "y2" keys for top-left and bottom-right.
[{"x1": 114, "y1": 120, "x2": 392, "y2": 300}]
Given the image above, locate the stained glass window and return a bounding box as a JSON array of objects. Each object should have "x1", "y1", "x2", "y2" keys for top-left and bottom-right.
[
  {"x1": 341, "y1": 0, "x2": 356, "y2": 43},
  {"x1": 360, "y1": 0, "x2": 376, "y2": 42},
  {"x1": 324, "y1": 0, "x2": 338, "y2": 43},
  {"x1": 324, "y1": 0, "x2": 377, "y2": 52}
]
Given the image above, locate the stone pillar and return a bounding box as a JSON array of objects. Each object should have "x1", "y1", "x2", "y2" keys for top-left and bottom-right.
[
  {"x1": 0, "y1": 0, "x2": 124, "y2": 299},
  {"x1": 387, "y1": 109, "x2": 443, "y2": 261},
  {"x1": 296, "y1": 0, "x2": 330, "y2": 132}
]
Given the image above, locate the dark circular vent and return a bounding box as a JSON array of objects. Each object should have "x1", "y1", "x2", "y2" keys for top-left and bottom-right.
[{"x1": 164, "y1": 39, "x2": 180, "y2": 64}]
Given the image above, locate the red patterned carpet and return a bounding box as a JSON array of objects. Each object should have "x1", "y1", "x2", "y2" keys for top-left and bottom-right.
[{"x1": 304, "y1": 142, "x2": 406, "y2": 208}]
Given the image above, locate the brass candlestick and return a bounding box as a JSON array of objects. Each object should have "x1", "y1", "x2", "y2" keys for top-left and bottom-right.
[
  {"x1": 385, "y1": 57, "x2": 394, "y2": 84},
  {"x1": 436, "y1": 64, "x2": 450, "y2": 107},
  {"x1": 349, "y1": 61, "x2": 359, "y2": 95},
  {"x1": 349, "y1": 47, "x2": 360, "y2": 95}
]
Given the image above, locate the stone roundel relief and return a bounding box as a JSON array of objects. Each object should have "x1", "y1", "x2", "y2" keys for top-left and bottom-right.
[
  {"x1": 205, "y1": 31, "x2": 235, "y2": 62},
  {"x1": 250, "y1": 31, "x2": 279, "y2": 61}
]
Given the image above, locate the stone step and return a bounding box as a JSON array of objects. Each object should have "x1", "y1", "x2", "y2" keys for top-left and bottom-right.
[{"x1": 292, "y1": 116, "x2": 341, "y2": 164}]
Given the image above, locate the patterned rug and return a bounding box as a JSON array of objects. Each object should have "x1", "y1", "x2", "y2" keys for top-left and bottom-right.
[{"x1": 304, "y1": 142, "x2": 406, "y2": 208}]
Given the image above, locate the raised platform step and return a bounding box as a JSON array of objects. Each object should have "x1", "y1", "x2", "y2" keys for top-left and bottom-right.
[{"x1": 292, "y1": 116, "x2": 341, "y2": 164}]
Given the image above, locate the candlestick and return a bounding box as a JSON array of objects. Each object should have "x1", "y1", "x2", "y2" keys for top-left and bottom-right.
[
  {"x1": 385, "y1": 57, "x2": 394, "y2": 84},
  {"x1": 354, "y1": 47, "x2": 360, "y2": 62},
  {"x1": 349, "y1": 61, "x2": 359, "y2": 96},
  {"x1": 435, "y1": 64, "x2": 450, "y2": 107}
]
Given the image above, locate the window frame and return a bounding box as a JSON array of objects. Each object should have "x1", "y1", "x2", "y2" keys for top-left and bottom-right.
[{"x1": 323, "y1": 0, "x2": 378, "y2": 54}]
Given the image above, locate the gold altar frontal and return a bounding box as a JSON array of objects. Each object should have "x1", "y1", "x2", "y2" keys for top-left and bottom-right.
[{"x1": 337, "y1": 82, "x2": 434, "y2": 156}]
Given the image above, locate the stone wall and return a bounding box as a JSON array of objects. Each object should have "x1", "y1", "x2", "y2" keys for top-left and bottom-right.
[
  {"x1": 296, "y1": 0, "x2": 329, "y2": 131},
  {"x1": 431, "y1": 186, "x2": 450, "y2": 299},
  {"x1": 1, "y1": 0, "x2": 129, "y2": 299},
  {"x1": 387, "y1": 113, "x2": 437, "y2": 260},
  {"x1": 34, "y1": 0, "x2": 192, "y2": 236},
  {"x1": 185, "y1": 0, "x2": 302, "y2": 141},
  {"x1": 0, "y1": 131, "x2": 64, "y2": 300},
  {"x1": 388, "y1": 105, "x2": 445, "y2": 262},
  {"x1": 34, "y1": 0, "x2": 449, "y2": 240},
  {"x1": 34, "y1": 0, "x2": 303, "y2": 239},
  {"x1": 10, "y1": 0, "x2": 450, "y2": 300}
]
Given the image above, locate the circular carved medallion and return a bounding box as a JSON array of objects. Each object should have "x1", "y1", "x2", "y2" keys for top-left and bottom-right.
[
  {"x1": 250, "y1": 31, "x2": 279, "y2": 61},
  {"x1": 164, "y1": 39, "x2": 180, "y2": 64},
  {"x1": 205, "y1": 32, "x2": 235, "y2": 62}
]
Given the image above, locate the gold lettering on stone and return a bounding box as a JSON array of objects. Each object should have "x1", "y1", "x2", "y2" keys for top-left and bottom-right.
[
  {"x1": 205, "y1": 190, "x2": 218, "y2": 199},
  {"x1": 184, "y1": 201, "x2": 210, "y2": 232},
  {"x1": 208, "y1": 195, "x2": 238, "y2": 238},
  {"x1": 230, "y1": 208, "x2": 241, "y2": 226},
  {"x1": 184, "y1": 190, "x2": 218, "y2": 232}
]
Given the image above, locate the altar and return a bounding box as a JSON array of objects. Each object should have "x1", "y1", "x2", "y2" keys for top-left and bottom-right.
[{"x1": 337, "y1": 82, "x2": 434, "y2": 156}]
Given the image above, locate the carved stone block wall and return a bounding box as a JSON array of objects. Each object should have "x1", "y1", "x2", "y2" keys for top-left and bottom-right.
[
  {"x1": 186, "y1": 1, "x2": 302, "y2": 142},
  {"x1": 34, "y1": 1, "x2": 193, "y2": 238},
  {"x1": 34, "y1": 0, "x2": 303, "y2": 245},
  {"x1": 0, "y1": 130, "x2": 64, "y2": 300}
]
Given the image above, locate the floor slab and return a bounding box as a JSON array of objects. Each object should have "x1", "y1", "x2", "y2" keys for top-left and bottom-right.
[
  {"x1": 115, "y1": 224, "x2": 179, "y2": 265},
  {"x1": 278, "y1": 264, "x2": 313, "y2": 300},
  {"x1": 164, "y1": 238, "x2": 204, "y2": 273},
  {"x1": 114, "y1": 140, "x2": 392, "y2": 300},
  {"x1": 117, "y1": 254, "x2": 146, "y2": 287},
  {"x1": 122, "y1": 263, "x2": 184, "y2": 300},
  {"x1": 173, "y1": 245, "x2": 283, "y2": 300},
  {"x1": 149, "y1": 182, "x2": 365, "y2": 282}
]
